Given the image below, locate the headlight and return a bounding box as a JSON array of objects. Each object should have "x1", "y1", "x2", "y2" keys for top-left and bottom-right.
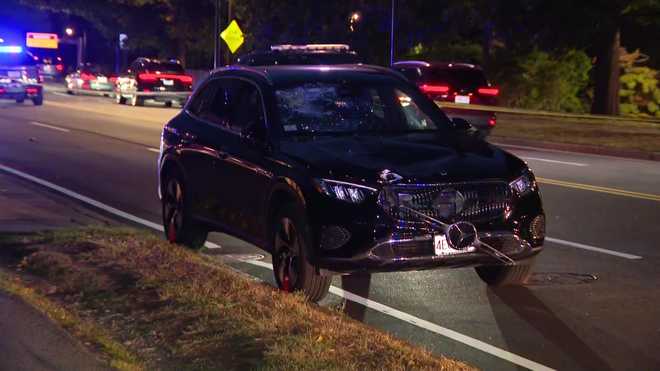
[
  {"x1": 315, "y1": 179, "x2": 376, "y2": 204},
  {"x1": 510, "y1": 172, "x2": 536, "y2": 196}
]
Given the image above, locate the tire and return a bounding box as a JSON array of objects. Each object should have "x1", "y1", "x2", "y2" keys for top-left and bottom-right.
[
  {"x1": 16, "y1": 98, "x2": 24, "y2": 104},
  {"x1": 164, "y1": 101, "x2": 173, "y2": 108},
  {"x1": 130, "y1": 95, "x2": 143, "y2": 106},
  {"x1": 272, "y1": 203, "x2": 331, "y2": 302},
  {"x1": 475, "y1": 258, "x2": 535, "y2": 286},
  {"x1": 161, "y1": 171, "x2": 208, "y2": 250},
  {"x1": 32, "y1": 96, "x2": 43, "y2": 106},
  {"x1": 116, "y1": 93, "x2": 126, "y2": 104}
]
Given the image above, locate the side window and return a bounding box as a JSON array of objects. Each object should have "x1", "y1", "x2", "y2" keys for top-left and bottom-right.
[
  {"x1": 188, "y1": 80, "x2": 218, "y2": 116},
  {"x1": 396, "y1": 67, "x2": 421, "y2": 82},
  {"x1": 229, "y1": 80, "x2": 265, "y2": 134},
  {"x1": 394, "y1": 89, "x2": 436, "y2": 130}
]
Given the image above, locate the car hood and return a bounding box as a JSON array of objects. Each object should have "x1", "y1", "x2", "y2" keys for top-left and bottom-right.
[{"x1": 280, "y1": 132, "x2": 527, "y2": 185}]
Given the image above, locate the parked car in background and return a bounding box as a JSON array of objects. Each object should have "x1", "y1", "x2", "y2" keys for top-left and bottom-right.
[
  {"x1": 115, "y1": 58, "x2": 192, "y2": 107},
  {"x1": 0, "y1": 46, "x2": 43, "y2": 105},
  {"x1": 65, "y1": 63, "x2": 116, "y2": 96},
  {"x1": 158, "y1": 64, "x2": 545, "y2": 302},
  {"x1": 37, "y1": 56, "x2": 65, "y2": 81},
  {"x1": 237, "y1": 44, "x2": 362, "y2": 66},
  {"x1": 392, "y1": 61, "x2": 498, "y2": 138}
]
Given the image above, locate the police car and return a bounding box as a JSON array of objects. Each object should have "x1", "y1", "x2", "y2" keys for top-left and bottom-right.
[{"x1": 0, "y1": 45, "x2": 43, "y2": 106}]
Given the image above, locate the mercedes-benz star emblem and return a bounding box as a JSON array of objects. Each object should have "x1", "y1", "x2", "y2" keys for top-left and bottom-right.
[
  {"x1": 446, "y1": 221, "x2": 477, "y2": 250},
  {"x1": 433, "y1": 188, "x2": 465, "y2": 219}
]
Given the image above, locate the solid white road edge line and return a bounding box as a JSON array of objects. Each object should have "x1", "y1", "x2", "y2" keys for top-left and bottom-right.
[
  {"x1": 520, "y1": 156, "x2": 588, "y2": 167},
  {"x1": 546, "y1": 237, "x2": 642, "y2": 259},
  {"x1": 0, "y1": 163, "x2": 555, "y2": 370},
  {"x1": 29, "y1": 121, "x2": 70, "y2": 133},
  {"x1": 146, "y1": 147, "x2": 160, "y2": 153},
  {"x1": 243, "y1": 259, "x2": 553, "y2": 371}
]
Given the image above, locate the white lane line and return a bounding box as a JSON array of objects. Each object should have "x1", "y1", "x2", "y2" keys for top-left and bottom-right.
[
  {"x1": 50, "y1": 91, "x2": 72, "y2": 97},
  {"x1": 29, "y1": 121, "x2": 70, "y2": 133},
  {"x1": 146, "y1": 147, "x2": 160, "y2": 153},
  {"x1": 0, "y1": 162, "x2": 553, "y2": 370},
  {"x1": 520, "y1": 157, "x2": 587, "y2": 167},
  {"x1": 244, "y1": 259, "x2": 553, "y2": 371},
  {"x1": 546, "y1": 237, "x2": 642, "y2": 260}
]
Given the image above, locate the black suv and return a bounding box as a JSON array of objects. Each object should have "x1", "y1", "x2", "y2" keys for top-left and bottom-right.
[
  {"x1": 115, "y1": 58, "x2": 193, "y2": 107},
  {"x1": 393, "y1": 61, "x2": 498, "y2": 137},
  {"x1": 158, "y1": 65, "x2": 545, "y2": 302},
  {"x1": 237, "y1": 44, "x2": 362, "y2": 66}
]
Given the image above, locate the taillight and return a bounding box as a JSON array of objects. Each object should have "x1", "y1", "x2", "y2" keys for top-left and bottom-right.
[
  {"x1": 138, "y1": 73, "x2": 158, "y2": 82},
  {"x1": 477, "y1": 87, "x2": 499, "y2": 96},
  {"x1": 55, "y1": 64, "x2": 64, "y2": 72},
  {"x1": 0, "y1": 88, "x2": 5, "y2": 94},
  {"x1": 488, "y1": 116, "x2": 497, "y2": 127},
  {"x1": 419, "y1": 84, "x2": 450, "y2": 94},
  {"x1": 80, "y1": 72, "x2": 95, "y2": 80},
  {"x1": 26, "y1": 87, "x2": 39, "y2": 94},
  {"x1": 179, "y1": 75, "x2": 193, "y2": 84}
]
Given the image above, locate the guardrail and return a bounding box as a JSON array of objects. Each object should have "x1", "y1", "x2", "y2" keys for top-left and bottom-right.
[{"x1": 437, "y1": 101, "x2": 660, "y2": 124}]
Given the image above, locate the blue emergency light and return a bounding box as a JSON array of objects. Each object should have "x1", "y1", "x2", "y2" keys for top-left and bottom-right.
[{"x1": 0, "y1": 45, "x2": 23, "y2": 53}]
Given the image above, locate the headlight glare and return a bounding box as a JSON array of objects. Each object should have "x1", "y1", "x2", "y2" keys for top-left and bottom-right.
[{"x1": 315, "y1": 179, "x2": 375, "y2": 203}]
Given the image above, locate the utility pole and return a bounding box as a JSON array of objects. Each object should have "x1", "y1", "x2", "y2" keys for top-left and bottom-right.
[
  {"x1": 213, "y1": 0, "x2": 222, "y2": 69},
  {"x1": 390, "y1": 0, "x2": 395, "y2": 66}
]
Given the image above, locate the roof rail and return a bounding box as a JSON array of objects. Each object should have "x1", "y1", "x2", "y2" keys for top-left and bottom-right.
[{"x1": 392, "y1": 60, "x2": 430, "y2": 67}]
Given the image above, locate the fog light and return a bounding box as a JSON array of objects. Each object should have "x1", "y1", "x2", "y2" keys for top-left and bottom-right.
[
  {"x1": 319, "y1": 226, "x2": 351, "y2": 250},
  {"x1": 529, "y1": 215, "x2": 545, "y2": 240}
]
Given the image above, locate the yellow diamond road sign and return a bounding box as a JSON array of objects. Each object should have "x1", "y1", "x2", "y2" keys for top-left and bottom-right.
[{"x1": 220, "y1": 20, "x2": 244, "y2": 54}]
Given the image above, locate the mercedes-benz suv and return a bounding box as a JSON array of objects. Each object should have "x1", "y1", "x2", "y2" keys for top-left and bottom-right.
[{"x1": 158, "y1": 65, "x2": 545, "y2": 302}]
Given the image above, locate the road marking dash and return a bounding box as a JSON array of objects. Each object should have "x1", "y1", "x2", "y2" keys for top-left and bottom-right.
[
  {"x1": 546, "y1": 237, "x2": 642, "y2": 260},
  {"x1": 521, "y1": 157, "x2": 587, "y2": 167},
  {"x1": 146, "y1": 147, "x2": 160, "y2": 153},
  {"x1": 29, "y1": 121, "x2": 70, "y2": 133},
  {"x1": 0, "y1": 162, "x2": 553, "y2": 370}
]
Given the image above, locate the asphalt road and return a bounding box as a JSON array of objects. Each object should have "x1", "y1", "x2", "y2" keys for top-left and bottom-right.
[{"x1": 0, "y1": 89, "x2": 659, "y2": 370}]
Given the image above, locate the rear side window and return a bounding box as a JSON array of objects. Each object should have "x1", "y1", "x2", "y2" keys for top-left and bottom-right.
[
  {"x1": 144, "y1": 61, "x2": 184, "y2": 74},
  {"x1": 422, "y1": 68, "x2": 488, "y2": 91}
]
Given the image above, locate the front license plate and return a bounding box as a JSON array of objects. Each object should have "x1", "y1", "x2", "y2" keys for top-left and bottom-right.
[
  {"x1": 434, "y1": 234, "x2": 476, "y2": 256},
  {"x1": 454, "y1": 95, "x2": 470, "y2": 104},
  {"x1": 162, "y1": 79, "x2": 174, "y2": 86}
]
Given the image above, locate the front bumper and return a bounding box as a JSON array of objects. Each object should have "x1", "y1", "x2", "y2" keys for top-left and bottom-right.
[{"x1": 316, "y1": 231, "x2": 542, "y2": 274}]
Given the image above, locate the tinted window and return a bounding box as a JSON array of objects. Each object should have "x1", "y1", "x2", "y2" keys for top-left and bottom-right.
[
  {"x1": 422, "y1": 68, "x2": 488, "y2": 91},
  {"x1": 192, "y1": 78, "x2": 265, "y2": 134},
  {"x1": 275, "y1": 81, "x2": 450, "y2": 135},
  {"x1": 395, "y1": 67, "x2": 422, "y2": 82},
  {"x1": 144, "y1": 61, "x2": 184, "y2": 74}
]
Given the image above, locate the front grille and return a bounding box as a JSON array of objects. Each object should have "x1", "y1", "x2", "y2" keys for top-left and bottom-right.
[{"x1": 383, "y1": 182, "x2": 511, "y2": 225}]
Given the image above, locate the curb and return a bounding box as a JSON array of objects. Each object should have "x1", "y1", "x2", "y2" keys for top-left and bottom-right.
[{"x1": 490, "y1": 137, "x2": 660, "y2": 162}]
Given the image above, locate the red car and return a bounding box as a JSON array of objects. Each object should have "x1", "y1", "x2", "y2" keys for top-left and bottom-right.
[
  {"x1": 115, "y1": 58, "x2": 192, "y2": 107},
  {"x1": 65, "y1": 63, "x2": 116, "y2": 96},
  {"x1": 393, "y1": 61, "x2": 498, "y2": 137}
]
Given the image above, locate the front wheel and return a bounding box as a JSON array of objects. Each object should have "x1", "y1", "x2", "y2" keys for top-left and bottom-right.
[
  {"x1": 115, "y1": 92, "x2": 126, "y2": 104},
  {"x1": 475, "y1": 258, "x2": 535, "y2": 286},
  {"x1": 272, "y1": 204, "x2": 331, "y2": 302},
  {"x1": 161, "y1": 173, "x2": 208, "y2": 250}
]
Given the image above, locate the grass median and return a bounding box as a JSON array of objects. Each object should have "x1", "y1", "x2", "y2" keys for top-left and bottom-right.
[
  {"x1": 0, "y1": 228, "x2": 473, "y2": 370},
  {"x1": 492, "y1": 113, "x2": 660, "y2": 154}
]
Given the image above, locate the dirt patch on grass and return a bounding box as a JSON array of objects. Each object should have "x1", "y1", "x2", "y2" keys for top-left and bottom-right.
[{"x1": 0, "y1": 228, "x2": 473, "y2": 370}]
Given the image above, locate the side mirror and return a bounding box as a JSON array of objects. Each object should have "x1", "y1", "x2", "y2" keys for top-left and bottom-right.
[{"x1": 451, "y1": 117, "x2": 478, "y2": 136}]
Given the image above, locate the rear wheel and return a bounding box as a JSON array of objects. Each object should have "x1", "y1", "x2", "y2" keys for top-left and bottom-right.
[
  {"x1": 164, "y1": 101, "x2": 173, "y2": 108},
  {"x1": 115, "y1": 93, "x2": 126, "y2": 104},
  {"x1": 130, "y1": 95, "x2": 143, "y2": 106},
  {"x1": 475, "y1": 258, "x2": 535, "y2": 286},
  {"x1": 272, "y1": 204, "x2": 331, "y2": 302},
  {"x1": 32, "y1": 96, "x2": 43, "y2": 106},
  {"x1": 161, "y1": 172, "x2": 208, "y2": 250}
]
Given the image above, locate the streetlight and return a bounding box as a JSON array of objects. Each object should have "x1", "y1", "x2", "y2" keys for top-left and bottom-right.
[
  {"x1": 349, "y1": 12, "x2": 361, "y2": 32},
  {"x1": 65, "y1": 27, "x2": 74, "y2": 37},
  {"x1": 0, "y1": 37, "x2": 4, "y2": 43}
]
